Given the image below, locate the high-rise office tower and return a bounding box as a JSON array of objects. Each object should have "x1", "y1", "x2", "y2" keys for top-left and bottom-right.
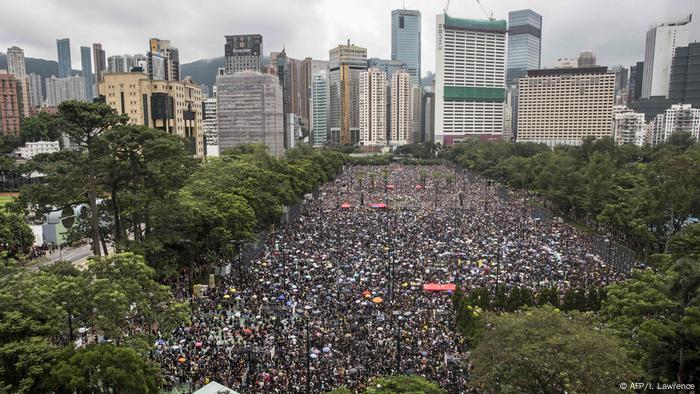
[
  {"x1": 0, "y1": 71, "x2": 20, "y2": 135},
  {"x1": 148, "y1": 38, "x2": 180, "y2": 81},
  {"x1": 311, "y1": 70, "x2": 329, "y2": 147},
  {"x1": 577, "y1": 50, "x2": 597, "y2": 67},
  {"x1": 92, "y1": 43, "x2": 106, "y2": 83},
  {"x1": 628, "y1": 62, "x2": 644, "y2": 105},
  {"x1": 80, "y1": 46, "x2": 94, "y2": 101},
  {"x1": 669, "y1": 42, "x2": 700, "y2": 109},
  {"x1": 642, "y1": 15, "x2": 692, "y2": 99},
  {"x1": 421, "y1": 92, "x2": 435, "y2": 143},
  {"x1": 329, "y1": 41, "x2": 367, "y2": 145},
  {"x1": 300, "y1": 57, "x2": 313, "y2": 127},
  {"x1": 390, "y1": 69, "x2": 413, "y2": 145},
  {"x1": 216, "y1": 71, "x2": 284, "y2": 156},
  {"x1": 56, "y1": 38, "x2": 72, "y2": 78},
  {"x1": 6, "y1": 46, "x2": 26, "y2": 79},
  {"x1": 517, "y1": 67, "x2": 615, "y2": 146},
  {"x1": 506, "y1": 9, "x2": 542, "y2": 86},
  {"x1": 367, "y1": 58, "x2": 407, "y2": 80},
  {"x1": 359, "y1": 68, "x2": 387, "y2": 146},
  {"x1": 27, "y1": 73, "x2": 43, "y2": 107},
  {"x1": 224, "y1": 35, "x2": 263, "y2": 75},
  {"x1": 411, "y1": 85, "x2": 422, "y2": 143},
  {"x1": 391, "y1": 9, "x2": 421, "y2": 86},
  {"x1": 435, "y1": 14, "x2": 507, "y2": 144},
  {"x1": 202, "y1": 96, "x2": 218, "y2": 146}
]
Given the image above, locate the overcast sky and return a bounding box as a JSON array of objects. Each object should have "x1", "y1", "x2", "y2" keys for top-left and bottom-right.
[{"x1": 2, "y1": 0, "x2": 699, "y2": 75}]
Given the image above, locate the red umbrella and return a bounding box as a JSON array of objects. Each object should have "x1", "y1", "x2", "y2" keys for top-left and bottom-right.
[
  {"x1": 341, "y1": 203, "x2": 351, "y2": 209},
  {"x1": 195, "y1": 341, "x2": 203, "y2": 348},
  {"x1": 243, "y1": 328, "x2": 253, "y2": 335},
  {"x1": 387, "y1": 184, "x2": 395, "y2": 190},
  {"x1": 415, "y1": 185, "x2": 423, "y2": 190}
]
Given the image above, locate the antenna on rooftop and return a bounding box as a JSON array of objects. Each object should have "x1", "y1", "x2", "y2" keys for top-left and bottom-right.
[{"x1": 444, "y1": 0, "x2": 450, "y2": 13}]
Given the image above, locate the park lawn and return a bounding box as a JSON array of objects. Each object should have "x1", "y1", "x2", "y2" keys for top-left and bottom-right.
[{"x1": 0, "y1": 196, "x2": 14, "y2": 207}]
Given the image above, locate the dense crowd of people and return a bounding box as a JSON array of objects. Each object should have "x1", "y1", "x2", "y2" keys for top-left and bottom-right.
[{"x1": 156, "y1": 165, "x2": 629, "y2": 393}]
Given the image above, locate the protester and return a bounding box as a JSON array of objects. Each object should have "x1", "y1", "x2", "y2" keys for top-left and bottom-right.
[{"x1": 156, "y1": 164, "x2": 628, "y2": 393}]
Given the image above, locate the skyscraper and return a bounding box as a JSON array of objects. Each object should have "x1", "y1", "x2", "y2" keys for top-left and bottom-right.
[
  {"x1": 80, "y1": 46, "x2": 94, "y2": 101},
  {"x1": 359, "y1": 68, "x2": 387, "y2": 146},
  {"x1": 391, "y1": 9, "x2": 421, "y2": 86},
  {"x1": 577, "y1": 50, "x2": 597, "y2": 67},
  {"x1": 92, "y1": 43, "x2": 106, "y2": 83},
  {"x1": 6, "y1": 46, "x2": 26, "y2": 79},
  {"x1": 329, "y1": 41, "x2": 367, "y2": 145},
  {"x1": 628, "y1": 62, "x2": 644, "y2": 105},
  {"x1": 669, "y1": 42, "x2": 700, "y2": 109},
  {"x1": 435, "y1": 14, "x2": 507, "y2": 144},
  {"x1": 506, "y1": 9, "x2": 542, "y2": 86},
  {"x1": 46, "y1": 76, "x2": 86, "y2": 106},
  {"x1": 148, "y1": 38, "x2": 180, "y2": 81},
  {"x1": 56, "y1": 38, "x2": 72, "y2": 78},
  {"x1": 367, "y1": 58, "x2": 407, "y2": 80},
  {"x1": 642, "y1": 15, "x2": 692, "y2": 99},
  {"x1": 216, "y1": 71, "x2": 284, "y2": 156},
  {"x1": 224, "y1": 35, "x2": 263, "y2": 75},
  {"x1": 390, "y1": 69, "x2": 413, "y2": 145},
  {"x1": 311, "y1": 70, "x2": 329, "y2": 147}
]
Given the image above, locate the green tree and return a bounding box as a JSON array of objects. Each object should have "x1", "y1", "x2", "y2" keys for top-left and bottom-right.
[
  {"x1": 0, "y1": 210, "x2": 34, "y2": 259},
  {"x1": 56, "y1": 101, "x2": 128, "y2": 256},
  {"x1": 470, "y1": 306, "x2": 638, "y2": 393},
  {"x1": 19, "y1": 112, "x2": 61, "y2": 143},
  {"x1": 365, "y1": 375, "x2": 446, "y2": 394},
  {"x1": 602, "y1": 258, "x2": 700, "y2": 384},
  {"x1": 51, "y1": 344, "x2": 161, "y2": 393}
]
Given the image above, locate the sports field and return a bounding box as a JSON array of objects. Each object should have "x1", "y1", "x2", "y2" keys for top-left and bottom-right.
[{"x1": 0, "y1": 193, "x2": 17, "y2": 207}]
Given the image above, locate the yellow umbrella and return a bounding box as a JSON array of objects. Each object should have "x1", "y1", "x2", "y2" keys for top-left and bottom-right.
[
  {"x1": 223, "y1": 294, "x2": 231, "y2": 299},
  {"x1": 372, "y1": 297, "x2": 383, "y2": 304}
]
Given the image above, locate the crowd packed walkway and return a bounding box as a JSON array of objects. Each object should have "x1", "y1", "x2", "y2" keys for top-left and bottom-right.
[{"x1": 156, "y1": 164, "x2": 627, "y2": 393}]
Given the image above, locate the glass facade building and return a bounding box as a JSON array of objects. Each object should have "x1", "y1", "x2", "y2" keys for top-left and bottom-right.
[
  {"x1": 391, "y1": 9, "x2": 421, "y2": 86},
  {"x1": 56, "y1": 38, "x2": 72, "y2": 78},
  {"x1": 506, "y1": 10, "x2": 542, "y2": 86},
  {"x1": 80, "y1": 46, "x2": 94, "y2": 101}
]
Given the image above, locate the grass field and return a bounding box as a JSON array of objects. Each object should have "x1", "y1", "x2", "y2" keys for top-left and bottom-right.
[{"x1": 0, "y1": 194, "x2": 17, "y2": 207}]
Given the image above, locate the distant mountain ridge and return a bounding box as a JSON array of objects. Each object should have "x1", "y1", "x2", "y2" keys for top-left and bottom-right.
[{"x1": 180, "y1": 56, "x2": 225, "y2": 91}]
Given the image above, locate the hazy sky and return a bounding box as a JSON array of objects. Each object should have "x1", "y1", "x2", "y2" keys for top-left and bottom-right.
[{"x1": 2, "y1": 0, "x2": 699, "y2": 75}]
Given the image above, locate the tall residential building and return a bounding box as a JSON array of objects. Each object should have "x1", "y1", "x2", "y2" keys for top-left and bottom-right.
[
  {"x1": 411, "y1": 86, "x2": 422, "y2": 143},
  {"x1": 56, "y1": 38, "x2": 72, "y2": 78},
  {"x1": 202, "y1": 96, "x2": 218, "y2": 146},
  {"x1": 99, "y1": 73, "x2": 204, "y2": 156},
  {"x1": 92, "y1": 43, "x2": 106, "y2": 83},
  {"x1": 577, "y1": 50, "x2": 597, "y2": 67},
  {"x1": 224, "y1": 35, "x2": 263, "y2": 74},
  {"x1": 148, "y1": 38, "x2": 180, "y2": 81},
  {"x1": 300, "y1": 57, "x2": 313, "y2": 127},
  {"x1": 628, "y1": 61, "x2": 644, "y2": 105},
  {"x1": 506, "y1": 9, "x2": 542, "y2": 86},
  {"x1": 27, "y1": 73, "x2": 43, "y2": 106},
  {"x1": 0, "y1": 71, "x2": 20, "y2": 135},
  {"x1": 108, "y1": 55, "x2": 135, "y2": 74},
  {"x1": 7, "y1": 46, "x2": 26, "y2": 79},
  {"x1": 390, "y1": 70, "x2": 413, "y2": 145},
  {"x1": 517, "y1": 67, "x2": 615, "y2": 146},
  {"x1": 642, "y1": 15, "x2": 692, "y2": 99},
  {"x1": 391, "y1": 9, "x2": 421, "y2": 86},
  {"x1": 80, "y1": 46, "x2": 94, "y2": 101},
  {"x1": 669, "y1": 42, "x2": 700, "y2": 109},
  {"x1": 435, "y1": 14, "x2": 507, "y2": 144},
  {"x1": 655, "y1": 104, "x2": 700, "y2": 142},
  {"x1": 329, "y1": 41, "x2": 367, "y2": 145},
  {"x1": 46, "y1": 76, "x2": 86, "y2": 106},
  {"x1": 215, "y1": 71, "x2": 284, "y2": 156},
  {"x1": 613, "y1": 106, "x2": 646, "y2": 146},
  {"x1": 421, "y1": 92, "x2": 435, "y2": 143},
  {"x1": 359, "y1": 68, "x2": 387, "y2": 146},
  {"x1": 310, "y1": 70, "x2": 329, "y2": 147}
]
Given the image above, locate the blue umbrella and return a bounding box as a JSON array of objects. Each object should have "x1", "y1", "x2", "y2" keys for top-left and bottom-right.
[{"x1": 277, "y1": 295, "x2": 285, "y2": 301}]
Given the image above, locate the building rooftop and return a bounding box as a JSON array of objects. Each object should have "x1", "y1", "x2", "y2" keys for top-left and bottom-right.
[
  {"x1": 526, "y1": 66, "x2": 609, "y2": 77},
  {"x1": 444, "y1": 14, "x2": 507, "y2": 33}
]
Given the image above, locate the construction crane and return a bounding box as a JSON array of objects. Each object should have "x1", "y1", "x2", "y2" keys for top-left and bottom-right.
[
  {"x1": 475, "y1": 0, "x2": 495, "y2": 20},
  {"x1": 446, "y1": 0, "x2": 495, "y2": 21}
]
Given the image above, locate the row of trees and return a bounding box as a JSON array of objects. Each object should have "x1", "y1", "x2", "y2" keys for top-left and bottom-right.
[
  {"x1": 444, "y1": 136, "x2": 700, "y2": 254},
  {"x1": 8, "y1": 101, "x2": 346, "y2": 279}
]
